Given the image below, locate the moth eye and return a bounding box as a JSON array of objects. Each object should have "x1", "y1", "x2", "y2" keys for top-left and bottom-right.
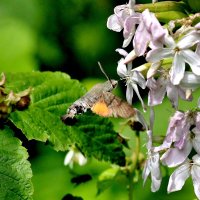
[{"x1": 111, "y1": 80, "x2": 118, "y2": 88}]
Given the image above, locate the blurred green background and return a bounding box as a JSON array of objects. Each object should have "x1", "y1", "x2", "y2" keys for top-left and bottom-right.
[{"x1": 0, "y1": 0, "x2": 198, "y2": 199}]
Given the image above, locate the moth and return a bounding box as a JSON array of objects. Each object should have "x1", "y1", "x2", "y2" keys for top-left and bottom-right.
[{"x1": 61, "y1": 63, "x2": 136, "y2": 122}]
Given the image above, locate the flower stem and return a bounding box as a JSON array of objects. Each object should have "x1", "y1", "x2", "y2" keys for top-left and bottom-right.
[
  {"x1": 135, "y1": 130, "x2": 140, "y2": 162},
  {"x1": 128, "y1": 171, "x2": 134, "y2": 200},
  {"x1": 128, "y1": 130, "x2": 141, "y2": 200}
]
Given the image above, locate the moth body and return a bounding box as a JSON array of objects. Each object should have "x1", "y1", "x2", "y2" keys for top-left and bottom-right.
[{"x1": 62, "y1": 80, "x2": 118, "y2": 121}]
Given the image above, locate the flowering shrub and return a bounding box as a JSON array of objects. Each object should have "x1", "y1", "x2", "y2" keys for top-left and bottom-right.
[
  {"x1": 1, "y1": 1, "x2": 200, "y2": 200},
  {"x1": 107, "y1": 0, "x2": 200, "y2": 199}
]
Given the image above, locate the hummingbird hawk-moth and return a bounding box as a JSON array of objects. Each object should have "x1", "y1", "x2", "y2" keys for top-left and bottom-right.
[{"x1": 61, "y1": 63, "x2": 136, "y2": 122}]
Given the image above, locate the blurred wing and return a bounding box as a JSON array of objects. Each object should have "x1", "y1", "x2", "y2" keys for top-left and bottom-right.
[{"x1": 91, "y1": 92, "x2": 135, "y2": 118}]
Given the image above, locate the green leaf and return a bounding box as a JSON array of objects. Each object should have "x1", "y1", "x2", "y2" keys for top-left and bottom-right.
[
  {"x1": 97, "y1": 167, "x2": 120, "y2": 195},
  {"x1": 6, "y1": 72, "x2": 85, "y2": 151},
  {"x1": 5, "y1": 72, "x2": 125, "y2": 165},
  {"x1": 0, "y1": 126, "x2": 33, "y2": 200},
  {"x1": 72, "y1": 113, "x2": 126, "y2": 166}
]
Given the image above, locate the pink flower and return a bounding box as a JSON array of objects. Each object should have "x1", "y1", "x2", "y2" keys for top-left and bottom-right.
[
  {"x1": 107, "y1": 0, "x2": 140, "y2": 48},
  {"x1": 146, "y1": 31, "x2": 200, "y2": 85},
  {"x1": 143, "y1": 152, "x2": 161, "y2": 192},
  {"x1": 168, "y1": 154, "x2": 200, "y2": 199},
  {"x1": 146, "y1": 72, "x2": 192, "y2": 109},
  {"x1": 133, "y1": 9, "x2": 166, "y2": 56},
  {"x1": 107, "y1": 5, "x2": 165, "y2": 53},
  {"x1": 154, "y1": 110, "x2": 200, "y2": 167},
  {"x1": 142, "y1": 130, "x2": 162, "y2": 192},
  {"x1": 107, "y1": 0, "x2": 135, "y2": 32}
]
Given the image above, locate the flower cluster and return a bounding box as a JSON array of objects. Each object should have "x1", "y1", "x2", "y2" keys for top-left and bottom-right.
[
  {"x1": 153, "y1": 108, "x2": 200, "y2": 198},
  {"x1": 107, "y1": 0, "x2": 200, "y2": 199}
]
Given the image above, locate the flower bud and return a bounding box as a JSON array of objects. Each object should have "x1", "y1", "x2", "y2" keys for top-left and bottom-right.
[{"x1": 16, "y1": 96, "x2": 31, "y2": 110}]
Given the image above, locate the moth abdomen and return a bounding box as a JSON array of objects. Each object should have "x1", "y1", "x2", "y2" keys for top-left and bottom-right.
[{"x1": 61, "y1": 101, "x2": 89, "y2": 121}]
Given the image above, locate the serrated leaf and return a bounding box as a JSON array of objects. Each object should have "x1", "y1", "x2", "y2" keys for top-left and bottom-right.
[
  {"x1": 97, "y1": 167, "x2": 120, "y2": 195},
  {"x1": 6, "y1": 72, "x2": 85, "y2": 151},
  {"x1": 5, "y1": 72, "x2": 125, "y2": 164},
  {"x1": 71, "y1": 113, "x2": 126, "y2": 166},
  {"x1": 0, "y1": 126, "x2": 33, "y2": 200}
]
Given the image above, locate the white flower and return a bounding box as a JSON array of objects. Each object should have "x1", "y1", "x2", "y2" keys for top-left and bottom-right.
[
  {"x1": 64, "y1": 147, "x2": 87, "y2": 169},
  {"x1": 146, "y1": 72, "x2": 192, "y2": 109},
  {"x1": 168, "y1": 154, "x2": 200, "y2": 199},
  {"x1": 142, "y1": 151, "x2": 162, "y2": 192},
  {"x1": 142, "y1": 130, "x2": 162, "y2": 192},
  {"x1": 146, "y1": 31, "x2": 200, "y2": 85},
  {"x1": 180, "y1": 71, "x2": 200, "y2": 90},
  {"x1": 154, "y1": 110, "x2": 200, "y2": 168},
  {"x1": 116, "y1": 49, "x2": 146, "y2": 111},
  {"x1": 107, "y1": 0, "x2": 140, "y2": 48}
]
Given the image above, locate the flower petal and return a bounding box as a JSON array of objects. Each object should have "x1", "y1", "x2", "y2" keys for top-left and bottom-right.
[
  {"x1": 126, "y1": 83, "x2": 133, "y2": 104},
  {"x1": 170, "y1": 53, "x2": 185, "y2": 85},
  {"x1": 147, "y1": 77, "x2": 166, "y2": 106},
  {"x1": 150, "y1": 152, "x2": 161, "y2": 179},
  {"x1": 167, "y1": 161, "x2": 190, "y2": 193},
  {"x1": 127, "y1": 62, "x2": 132, "y2": 72},
  {"x1": 195, "y1": 112, "x2": 200, "y2": 130},
  {"x1": 147, "y1": 62, "x2": 160, "y2": 79},
  {"x1": 123, "y1": 15, "x2": 140, "y2": 47},
  {"x1": 195, "y1": 42, "x2": 200, "y2": 56},
  {"x1": 164, "y1": 34, "x2": 176, "y2": 47},
  {"x1": 180, "y1": 71, "x2": 200, "y2": 90},
  {"x1": 146, "y1": 48, "x2": 173, "y2": 63},
  {"x1": 64, "y1": 150, "x2": 74, "y2": 166},
  {"x1": 151, "y1": 178, "x2": 162, "y2": 192},
  {"x1": 161, "y1": 140, "x2": 192, "y2": 167},
  {"x1": 181, "y1": 49, "x2": 200, "y2": 76},
  {"x1": 150, "y1": 152, "x2": 162, "y2": 192},
  {"x1": 142, "y1": 151, "x2": 162, "y2": 192},
  {"x1": 191, "y1": 155, "x2": 200, "y2": 199},
  {"x1": 192, "y1": 128, "x2": 200, "y2": 155},
  {"x1": 107, "y1": 14, "x2": 123, "y2": 32},
  {"x1": 135, "y1": 109, "x2": 148, "y2": 131},
  {"x1": 154, "y1": 111, "x2": 186, "y2": 152},
  {"x1": 166, "y1": 82, "x2": 178, "y2": 109},
  {"x1": 114, "y1": 5, "x2": 129, "y2": 21},
  {"x1": 133, "y1": 21, "x2": 150, "y2": 56},
  {"x1": 117, "y1": 58, "x2": 127, "y2": 77},
  {"x1": 142, "y1": 9, "x2": 165, "y2": 42},
  {"x1": 131, "y1": 82, "x2": 146, "y2": 111},
  {"x1": 116, "y1": 48, "x2": 128, "y2": 57},
  {"x1": 124, "y1": 50, "x2": 137, "y2": 64},
  {"x1": 77, "y1": 152, "x2": 87, "y2": 166},
  {"x1": 142, "y1": 159, "x2": 151, "y2": 185},
  {"x1": 177, "y1": 32, "x2": 200, "y2": 49},
  {"x1": 131, "y1": 71, "x2": 146, "y2": 89}
]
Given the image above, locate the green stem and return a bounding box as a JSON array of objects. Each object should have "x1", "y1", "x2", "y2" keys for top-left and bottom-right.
[
  {"x1": 134, "y1": 1, "x2": 187, "y2": 13},
  {"x1": 135, "y1": 131, "x2": 140, "y2": 164},
  {"x1": 128, "y1": 171, "x2": 134, "y2": 200},
  {"x1": 128, "y1": 131, "x2": 141, "y2": 200}
]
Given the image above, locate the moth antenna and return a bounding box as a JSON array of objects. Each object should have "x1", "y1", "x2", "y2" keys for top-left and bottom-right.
[{"x1": 98, "y1": 61, "x2": 111, "y2": 82}]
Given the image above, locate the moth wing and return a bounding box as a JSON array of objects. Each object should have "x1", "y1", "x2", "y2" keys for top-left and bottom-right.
[
  {"x1": 105, "y1": 92, "x2": 136, "y2": 118},
  {"x1": 91, "y1": 92, "x2": 135, "y2": 118}
]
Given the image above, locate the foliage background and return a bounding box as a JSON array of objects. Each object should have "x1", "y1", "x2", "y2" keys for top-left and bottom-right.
[{"x1": 0, "y1": 0, "x2": 198, "y2": 199}]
